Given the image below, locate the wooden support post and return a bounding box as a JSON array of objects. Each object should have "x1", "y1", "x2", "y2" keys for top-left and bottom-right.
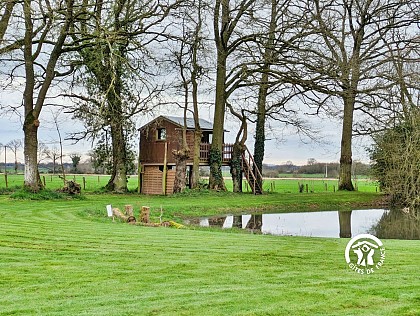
[
  {"x1": 138, "y1": 163, "x2": 142, "y2": 194},
  {"x1": 83, "y1": 177, "x2": 86, "y2": 190},
  {"x1": 4, "y1": 173, "x2": 8, "y2": 188},
  {"x1": 162, "y1": 142, "x2": 168, "y2": 195},
  {"x1": 325, "y1": 183, "x2": 328, "y2": 191},
  {"x1": 42, "y1": 176, "x2": 46, "y2": 187},
  {"x1": 305, "y1": 184, "x2": 309, "y2": 193},
  {"x1": 138, "y1": 134, "x2": 142, "y2": 194},
  {"x1": 140, "y1": 206, "x2": 150, "y2": 223}
]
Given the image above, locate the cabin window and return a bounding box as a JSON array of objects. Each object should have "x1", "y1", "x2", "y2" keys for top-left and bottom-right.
[
  {"x1": 157, "y1": 128, "x2": 166, "y2": 140},
  {"x1": 201, "y1": 132, "x2": 212, "y2": 143}
]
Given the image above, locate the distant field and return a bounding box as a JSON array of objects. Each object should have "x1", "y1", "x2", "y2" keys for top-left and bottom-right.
[{"x1": 0, "y1": 173, "x2": 379, "y2": 193}]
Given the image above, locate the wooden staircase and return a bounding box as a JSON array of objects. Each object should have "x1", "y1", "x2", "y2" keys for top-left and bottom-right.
[{"x1": 242, "y1": 146, "x2": 263, "y2": 195}]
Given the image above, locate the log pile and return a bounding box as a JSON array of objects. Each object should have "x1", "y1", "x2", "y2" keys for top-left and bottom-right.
[
  {"x1": 59, "y1": 180, "x2": 81, "y2": 195},
  {"x1": 109, "y1": 205, "x2": 185, "y2": 228}
]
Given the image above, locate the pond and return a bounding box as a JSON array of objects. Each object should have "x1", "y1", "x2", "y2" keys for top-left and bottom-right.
[{"x1": 185, "y1": 209, "x2": 420, "y2": 240}]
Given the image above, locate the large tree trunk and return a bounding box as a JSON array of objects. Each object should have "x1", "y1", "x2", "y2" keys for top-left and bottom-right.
[
  {"x1": 22, "y1": 0, "x2": 42, "y2": 192},
  {"x1": 210, "y1": 0, "x2": 228, "y2": 191},
  {"x1": 23, "y1": 116, "x2": 42, "y2": 191},
  {"x1": 254, "y1": 72, "x2": 268, "y2": 190},
  {"x1": 253, "y1": 0, "x2": 275, "y2": 190},
  {"x1": 209, "y1": 50, "x2": 227, "y2": 191},
  {"x1": 338, "y1": 96, "x2": 355, "y2": 191},
  {"x1": 173, "y1": 148, "x2": 190, "y2": 193},
  {"x1": 191, "y1": 63, "x2": 201, "y2": 189},
  {"x1": 106, "y1": 120, "x2": 128, "y2": 192},
  {"x1": 230, "y1": 143, "x2": 244, "y2": 192},
  {"x1": 191, "y1": 129, "x2": 201, "y2": 189}
]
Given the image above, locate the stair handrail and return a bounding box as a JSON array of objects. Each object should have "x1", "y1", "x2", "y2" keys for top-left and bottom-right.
[
  {"x1": 241, "y1": 154, "x2": 255, "y2": 193},
  {"x1": 244, "y1": 146, "x2": 263, "y2": 186},
  {"x1": 241, "y1": 147, "x2": 263, "y2": 194}
]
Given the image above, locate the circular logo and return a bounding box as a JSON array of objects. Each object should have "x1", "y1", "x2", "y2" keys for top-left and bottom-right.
[{"x1": 345, "y1": 234, "x2": 385, "y2": 275}]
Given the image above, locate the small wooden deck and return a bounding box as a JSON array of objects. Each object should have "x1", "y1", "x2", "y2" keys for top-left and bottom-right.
[{"x1": 199, "y1": 143, "x2": 233, "y2": 164}]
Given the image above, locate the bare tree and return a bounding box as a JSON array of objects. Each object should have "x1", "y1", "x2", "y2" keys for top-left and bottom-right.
[
  {"x1": 44, "y1": 146, "x2": 61, "y2": 175},
  {"x1": 1, "y1": 0, "x2": 76, "y2": 191},
  {"x1": 275, "y1": 0, "x2": 419, "y2": 190},
  {"x1": 0, "y1": 0, "x2": 16, "y2": 44},
  {"x1": 51, "y1": 109, "x2": 66, "y2": 181},
  {"x1": 210, "y1": 0, "x2": 259, "y2": 190},
  {"x1": 68, "y1": 0, "x2": 182, "y2": 192},
  {"x1": 6, "y1": 139, "x2": 22, "y2": 173},
  {"x1": 249, "y1": 0, "x2": 312, "y2": 189},
  {"x1": 37, "y1": 142, "x2": 49, "y2": 165},
  {"x1": 168, "y1": 0, "x2": 209, "y2": 192}
]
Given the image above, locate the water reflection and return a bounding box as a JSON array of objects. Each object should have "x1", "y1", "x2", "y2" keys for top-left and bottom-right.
[
  {"x1": 185, "y1": 209, "x2": 419, "y2": 239},
  {"x1": 369, "y1": 209, "x2": 420, "y2": 240}
]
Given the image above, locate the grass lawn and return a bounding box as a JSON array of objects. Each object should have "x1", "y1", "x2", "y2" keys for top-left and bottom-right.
[{"x1": 0, "y1": 181, "x2": 418, "y2": 315}]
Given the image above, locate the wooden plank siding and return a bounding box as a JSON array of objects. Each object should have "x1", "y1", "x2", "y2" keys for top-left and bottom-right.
[
  {"x1": 166, "y1": 169, "x2": 176, "y2": 194},
  {"x1": 142, "y1": 166, "x2": 163, "y2": 195},
  {"x1": 139, "y1": 116, "x2": 233, "y2": 195},
  {"x1": 140, "y1": 116, "x2": 232, "y2": 166}
]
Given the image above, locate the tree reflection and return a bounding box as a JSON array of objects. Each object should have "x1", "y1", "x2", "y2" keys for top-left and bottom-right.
[
  {"x1": 339, "y1": 211, "x2": 352, "y2": 238},
  {"x1": 370, "y1": 209, "x2": 420, "y2": 240}
]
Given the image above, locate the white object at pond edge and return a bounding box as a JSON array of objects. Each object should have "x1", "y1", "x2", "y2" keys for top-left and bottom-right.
[{"x1": 106, "y1": 205, "x2": 113, "y2": 217}]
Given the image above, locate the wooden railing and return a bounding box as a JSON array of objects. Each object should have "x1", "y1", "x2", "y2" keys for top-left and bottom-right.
[
  {"x1": 200, "y1": 143, "x2": 233, "y2": 163},
  {"x1": 241, "y1": 146, "x2": 263, "y2": 194}
]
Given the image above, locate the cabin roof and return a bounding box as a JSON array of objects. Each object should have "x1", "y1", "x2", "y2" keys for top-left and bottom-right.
[{"x1": 139, "y1": 115, "x2": 214, "y2": 131}]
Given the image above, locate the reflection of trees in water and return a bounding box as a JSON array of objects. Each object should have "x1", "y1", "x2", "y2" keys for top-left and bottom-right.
[
  {"x1": 370, "y1": 209, "x2": 420, "y2": 240},
  {"x1": 208, "y1": 217, "x2": 226, "y2": 226},
  {"x1": 233, "y1": 216, "x2": 242, "y2": 228},
  {"x1": 339, "y1": 211, "x2": 352, "y2": 238},
  {"x1": 246, "y1": 215, "x2": 262, "y2": 231}
]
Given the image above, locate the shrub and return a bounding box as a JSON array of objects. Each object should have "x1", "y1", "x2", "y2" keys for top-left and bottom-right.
[{"x1": 370, "y1": 109, "x2": 420, "y2": 210}]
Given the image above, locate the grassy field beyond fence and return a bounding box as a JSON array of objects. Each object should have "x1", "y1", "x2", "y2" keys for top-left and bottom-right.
[{"x1": 0, "y1": 173, "x2": 379, "y2": 193}]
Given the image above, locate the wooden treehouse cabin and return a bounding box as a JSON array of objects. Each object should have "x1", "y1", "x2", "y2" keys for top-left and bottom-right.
[{"x1": 138, "y1": 115, "x2": 263, "y2": 195}]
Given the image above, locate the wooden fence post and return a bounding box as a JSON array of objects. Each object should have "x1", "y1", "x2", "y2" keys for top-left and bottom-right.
[
  {"x1": 42, "y1": 176, "x2": 46, "y2": 187},
  {"x1": 83, "y1": 177, "x2": 86, "y2": 190},
  {"x1": 4, "y1": 173, "x2": 8, "y2": 188}
]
